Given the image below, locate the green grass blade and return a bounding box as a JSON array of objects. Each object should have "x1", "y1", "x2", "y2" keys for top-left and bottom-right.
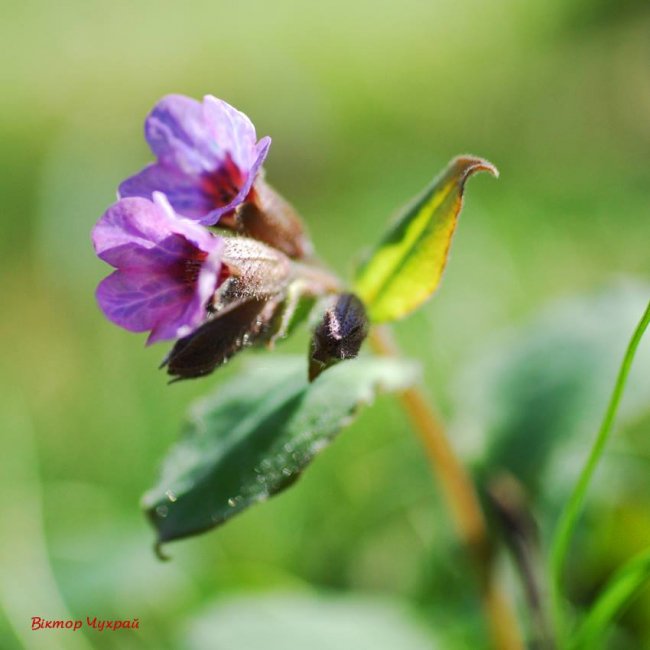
[
  {"x1": 549, "y1": 301, "x2": 650, "y2": 643},
  {"x1": 570, "y1": 546, "x2": 650, "y2": 649}
]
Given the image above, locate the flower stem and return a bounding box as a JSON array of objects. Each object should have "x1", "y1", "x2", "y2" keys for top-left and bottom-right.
[
  {"x1": 369, "y1": 325, "x2": 523, "y2": 650},
  {"x1": 549, "y1": 300, "x2": 650, "y2": 645},
  {"x1": 292, "y1": 259, "x2": 344, "y2": 295}
]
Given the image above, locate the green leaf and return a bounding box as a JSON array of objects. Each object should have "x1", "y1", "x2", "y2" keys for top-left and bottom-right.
[
  {"x1": 451, "y1": 281, "x2": 650, "y2": 501},
  {"x1": 142, "y1": 355, "x2": 418, "y2": 544},
  {"x1": 183, "y1": 593, "x2": 440, "y2": 650},
  {"x1": 571, "y1": 547, "x2": 650, "y2": 650},
  {"x1": 353, "y1": 155, "x2": 497, "y2": 323}
]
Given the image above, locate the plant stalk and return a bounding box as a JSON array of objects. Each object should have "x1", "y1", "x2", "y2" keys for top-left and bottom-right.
[
  {"x1": 369, "y1": 325, "x2": 523, "y2": 650},
  {"x1": 292, "y1": 259, "x2": 344, "y2": 295},
  {"x1": 487, "y1": 473, "x2": 555, "y2": 649},
  {"x1": 549, "y1": 300, "x2": 650, "y2": 645}
]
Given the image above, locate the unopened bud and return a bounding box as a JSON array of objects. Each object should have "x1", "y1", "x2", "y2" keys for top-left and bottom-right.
[
  {"x1": 309, "y1": 293, "x2": 369, "y2": 382},
  {"x1": 164, "y1": 297, "x2": 279, "y2": 380}
]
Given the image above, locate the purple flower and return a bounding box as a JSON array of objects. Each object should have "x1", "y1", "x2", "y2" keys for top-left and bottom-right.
[
  {"x1": 92, "y1": 192, "x2": 224, "y2": 344},
  {"x1": 119, "y1": 94, "x2": 271, "y2": 225}
]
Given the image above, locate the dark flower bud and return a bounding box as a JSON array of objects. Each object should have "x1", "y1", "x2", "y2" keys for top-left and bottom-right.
[
  {"x1": 235, "y1": 179, "x2": 314, "y2": 259},
  {"x1": 309, "y1": 293, "x2": 369, "y2": 382},
  {"x1": 164, "y1": 298, "x2": 274, "y2": 380}
]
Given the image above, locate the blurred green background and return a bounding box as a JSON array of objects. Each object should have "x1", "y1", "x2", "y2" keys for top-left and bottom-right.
[{"x1": 1, "y1": 0, "x2": 650, "y2": 648}]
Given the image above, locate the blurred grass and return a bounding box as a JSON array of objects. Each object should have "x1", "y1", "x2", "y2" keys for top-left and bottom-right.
[{"x1": 1, "y1": 0, "x2": 650, "y2": 648}]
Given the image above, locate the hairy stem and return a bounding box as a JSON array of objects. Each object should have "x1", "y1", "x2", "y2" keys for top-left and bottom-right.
[
  {"x1": 369, "y1": 325, "x2": 523, "y2": 650},
  {"x1": 549, "y1": 301, "x2": 650, "y2": 644},
  {"x1": 292, "y1": 259, "x2": 344, "y2": 295}
]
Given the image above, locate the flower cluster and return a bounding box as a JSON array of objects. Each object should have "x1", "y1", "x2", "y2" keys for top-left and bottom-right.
[{"x1": 92, "y1": 94, "x2": 320, "y2": 378}]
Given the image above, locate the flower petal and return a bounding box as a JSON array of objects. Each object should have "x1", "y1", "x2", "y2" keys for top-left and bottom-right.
[
  {"x1": 144, "y1": 95, "x2": 220, "y2": 175},
  {"x1": 93, "y1": 195, "x2": 222, "y2": 268},
  {"x1": 92, "y1": 197, "x2": 172, "y2": 268},
  {"x1": 201, "y1": 135, "x2": 271, "y2": 225},
  {"x1": 181, "y1": 237, "x2": 224, "y2": 339},
  {"x1": 119, "y1": 164, "x2": 216, "y2": 221},
  {"x1": 150, "y1": 192, "x2": 222, "y2": 253},
  {"x1": 96, "y1": 268, "x2": 193, "y2": 336},
  {"x1": 202, "y1": 95, "x2": 259, "y2": 171}
]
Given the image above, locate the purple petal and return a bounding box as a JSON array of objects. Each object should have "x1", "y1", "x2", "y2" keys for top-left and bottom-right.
[
  {"x1": 150, "y1": 193, "x2": 222, "y2": 253},
  {"x1": 148, "y1": 239, "x2": 223, "y2": 344},
  {"x1": 119, "y1": 164, "x2": 216, "y2": 221},
  {"x1": 200, "y1": 135, "x2": 272, "y2": 225},
  {"x1": 97, "y1": 267, "x2": 193, "y2": 335},
  {"x1": 146, "y1": 296, "x2": 205, "y2": 344},
  {"x1": 180, "y1": 239, "x2": 224, "y2": 336},
  {"x1": 202, "y1": 95, "x2": 259, "y2": 171},
  {"x1": 144, "y1": 95, "x2": 219, "y2": 175},
  {"x1": 143, "y1": 94, "x2": 263, "y2": 177},
  {"x1": 93, "y1": 197, "x2": 169, "y2": 267},
  {"x1": 96, "y1": 242, "x2": 223, "y2": 345},
  {"x1": 92, "y1": 195, "x2": 221, "y2": 268}
]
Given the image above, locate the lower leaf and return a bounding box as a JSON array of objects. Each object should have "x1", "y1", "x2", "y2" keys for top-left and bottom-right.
[{"x1": 142, "y1": 354, "x2": 419, "y2": 545}]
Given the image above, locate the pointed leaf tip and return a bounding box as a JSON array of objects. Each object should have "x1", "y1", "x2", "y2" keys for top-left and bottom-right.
[
  {"x1": 452, "y1": 155, "x2": 499, "y2": 181},
  {"x1": 353, "y1": 154, "x2": 498, "y2": 323},
  {"x1": 153, "y1": 541, "x2": 171, "y2": 561}
]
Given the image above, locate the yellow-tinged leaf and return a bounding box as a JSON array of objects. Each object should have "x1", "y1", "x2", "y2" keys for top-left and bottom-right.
[{"x1": 353, "y1": 156, "x2": 498, "y2": 323}]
